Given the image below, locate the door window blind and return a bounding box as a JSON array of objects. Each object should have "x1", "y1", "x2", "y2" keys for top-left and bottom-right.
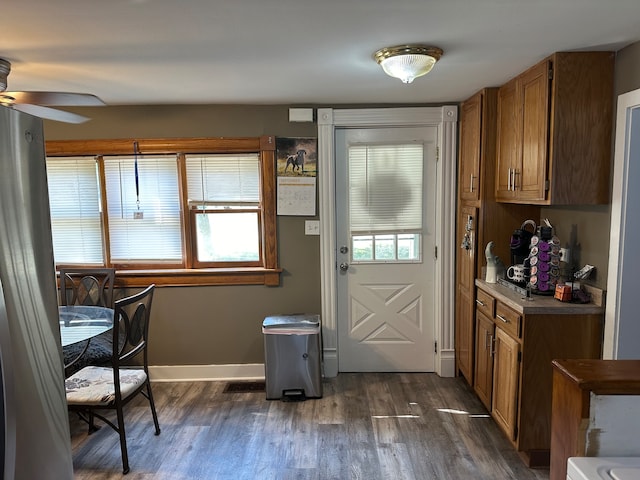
[{"x1": 348, "y1": 144, "x2": 424, "y2": 233}]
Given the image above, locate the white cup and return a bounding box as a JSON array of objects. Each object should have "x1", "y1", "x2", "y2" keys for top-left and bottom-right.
[{"x1": 507, "y1": 264, "x2": 526, "y2": 282}]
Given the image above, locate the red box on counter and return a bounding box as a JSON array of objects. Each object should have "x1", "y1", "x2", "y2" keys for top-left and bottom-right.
[{"x1": 554, "y1": 284, "x2": 572, "y2": 302}]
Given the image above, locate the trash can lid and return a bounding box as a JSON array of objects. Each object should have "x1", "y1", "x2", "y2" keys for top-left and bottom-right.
[{"x1": 262, "y1": 314, "x2": 320, "y2": 330}]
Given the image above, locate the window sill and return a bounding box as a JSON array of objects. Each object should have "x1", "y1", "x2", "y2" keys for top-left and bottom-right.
[{"x1": 112, "y1": 268, "x2": 282, "y2": 287}]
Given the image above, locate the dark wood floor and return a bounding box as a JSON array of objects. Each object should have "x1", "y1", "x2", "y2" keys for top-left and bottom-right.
[{"x1": 70, "y1": 373, "x2": 550, "y2": 479}]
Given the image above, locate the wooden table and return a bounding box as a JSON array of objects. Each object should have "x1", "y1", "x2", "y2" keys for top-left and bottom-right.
[{"x1": 550, "y1": 359, "x2": 640, "y2": 480}]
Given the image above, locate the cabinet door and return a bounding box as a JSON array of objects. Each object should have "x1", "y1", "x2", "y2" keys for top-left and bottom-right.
[
  {"x1": 474, "y1": 310, "x2": 494, "y2": 410},
  {"x1": 459, "y1": 93, "x2": 482, "y2": 203},
  {"x1": 455, "y1": 206, "x2": 477, "y2": 384},
  {"x1": 492, "y1": 327, "x2": 520, "y2": 441},
  {"x1": 495, "y1": 78, "x2": 520, "y2": 201},
  {"x1": 518, "y1": 60, "x2": 550, "y2": 202},
  {"x1": 456, "y1": 287, "x2": 474, "y2": 384}
]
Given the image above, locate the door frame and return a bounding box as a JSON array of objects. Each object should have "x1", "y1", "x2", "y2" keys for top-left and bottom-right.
[
  {"x1": 317, "y1": 106, "x2": 458, "y2": 377},
  {"x1": 604, "y1": 87, "x2": 640, "y2": 358}
]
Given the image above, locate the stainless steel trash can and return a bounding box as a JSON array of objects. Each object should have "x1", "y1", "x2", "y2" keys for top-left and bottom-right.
[{"x1": 262, "y1": 314, "x2": 322, "y2": 400}]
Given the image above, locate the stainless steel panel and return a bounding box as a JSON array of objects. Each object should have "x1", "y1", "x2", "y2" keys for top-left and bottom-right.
[{"x1": 0, "y1": 106, "x2": 73, "y2": 479}]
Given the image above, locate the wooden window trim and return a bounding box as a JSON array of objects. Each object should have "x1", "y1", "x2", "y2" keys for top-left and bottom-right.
[{"x1": 46, "y1": 136, "x2": 281, "y2": 287}]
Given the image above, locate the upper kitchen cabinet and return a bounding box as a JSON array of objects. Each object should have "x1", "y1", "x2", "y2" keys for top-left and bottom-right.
[
  {"x1": 495, "y1": 52, "x2": 614, "y2": 205},
  {"x1": 458, "y1": 92, "x2": 484, "y2": 203}
]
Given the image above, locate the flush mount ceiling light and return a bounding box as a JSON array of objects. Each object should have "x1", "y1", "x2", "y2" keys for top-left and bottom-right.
[{"x1": 373, "y1": 45, "x2": 443, "y2": 84}]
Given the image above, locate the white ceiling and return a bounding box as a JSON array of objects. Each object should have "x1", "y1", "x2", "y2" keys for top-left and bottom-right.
[{"x1": 2, "y1": 0, "x2": 640, "y2": 106}]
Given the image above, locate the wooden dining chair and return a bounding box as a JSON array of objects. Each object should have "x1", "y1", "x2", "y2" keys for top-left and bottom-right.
[
  {"x1": 65, "y1": 284, "x2": 161, "y2": 474},
  {"x1": 59, "y1": 267, "x2": 116, "y2": 376}
]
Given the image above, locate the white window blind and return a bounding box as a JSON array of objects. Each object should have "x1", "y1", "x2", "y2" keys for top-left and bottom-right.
[
  {"x1": 46, "y1": 156, "x2": 104, "y2": 264},
  {"x1": 185, "y1": 154, "x2": 260, "y2": 204},
  {"x1": 348, "y1": 144, "x2": 424, "y2": 233},
  {"x1": 104, "y1": 155, "x2": 182, "y2": 262}
]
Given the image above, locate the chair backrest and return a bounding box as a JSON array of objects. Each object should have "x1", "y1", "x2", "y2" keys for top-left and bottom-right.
[
  {"x1": 59, "y1": 268, "x2": 116, "y2": 308},
  {"x1": 112, "y1": 284, "x2": 155, "y2": 370}
]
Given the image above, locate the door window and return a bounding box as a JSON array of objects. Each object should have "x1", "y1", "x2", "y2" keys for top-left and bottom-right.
[{"x1": 348, "y1": 143, "x2": 423, "y2": 263}]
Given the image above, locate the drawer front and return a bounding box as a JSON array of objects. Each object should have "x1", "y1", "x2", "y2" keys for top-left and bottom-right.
[
  {"x1": 495, "y1": 302, "x2": 521, "y2": 339},
  {"x1": 475, "y1": 289, "x2": 495, "y2": 318}
]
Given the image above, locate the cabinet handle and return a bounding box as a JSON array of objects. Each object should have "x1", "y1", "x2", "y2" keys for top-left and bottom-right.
[
  {"x1": 484, "y1": 331, "x2": 491, "y2": 349},
  {"x1": 512, "y1": 169, "x2": 519, "y2": 191},
  {"x1": 507, "y1": 168, "x2": 513, "y2": 191},
  {"x1": 496, "y1": 314, "x2": 510, "y2": 324},
  {"x1": 475, "y1": 299, "x2": 485, "y2": 306},
  {"x1": 470, "y1": 174, "x2": 475, "y2": 193},
  {"x1": 491, "y1": 335, "x2": 496, "y2": 356}
]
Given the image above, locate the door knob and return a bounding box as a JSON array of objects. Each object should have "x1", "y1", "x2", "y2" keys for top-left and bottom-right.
[{"x1": 339, "y1": 262, "x2": 349, "y2": 271}]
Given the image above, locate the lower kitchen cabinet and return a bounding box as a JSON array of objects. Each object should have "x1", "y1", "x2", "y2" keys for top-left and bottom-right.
[{"x1": 474, "y1": 280, "x2": 603, "y2": 467}]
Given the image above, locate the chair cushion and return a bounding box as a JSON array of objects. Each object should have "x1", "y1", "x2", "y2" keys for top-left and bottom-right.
[{"x1": 66, "y1": 366, "x2": 147, "y2": 406}]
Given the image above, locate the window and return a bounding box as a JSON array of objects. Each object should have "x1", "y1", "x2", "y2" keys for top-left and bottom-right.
[
  {"x1": 186, "y1": 154, "x2": 262, "y2": 267},
  {"x1": 348, "y1": 143, "x2": 424, "y2": 263},
  {"x1": 45, "y1": 137, "x2": 279, "y2": 287}
]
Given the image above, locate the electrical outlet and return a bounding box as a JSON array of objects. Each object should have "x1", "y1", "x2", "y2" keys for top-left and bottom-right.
[{"x1": 305, "y1": 220, "x2": 320, "y2": 235}]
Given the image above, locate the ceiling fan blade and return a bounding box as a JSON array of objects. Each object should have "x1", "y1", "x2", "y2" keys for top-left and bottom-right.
[
  {"x1": 12, "y1": 103, "x2": 90, "y2": 124},
  {"x1": 3, "y1": 91, "x2": 105, "y2": 106}
]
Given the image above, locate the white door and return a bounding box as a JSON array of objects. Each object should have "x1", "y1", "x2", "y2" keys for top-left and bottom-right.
[{"x1": 336, "y1": 126, "x2": 438, "y2": 372}]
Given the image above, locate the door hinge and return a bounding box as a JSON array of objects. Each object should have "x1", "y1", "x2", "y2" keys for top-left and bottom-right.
[
  {"x1": 544, "y1": 179, "x2": 550, "y2": 191},
  {"x1": 548, "y1": 64, "x2": 554, "y2": 80},
  {"x1": 434, "y1": 341, "x2": 438, "y2": 353},
  {"x1": 436, "y1": 146, "x2": 440, "y2": 162},
  {"x1": 434, "y1": 245, "x2": 438, "y2": 259}
]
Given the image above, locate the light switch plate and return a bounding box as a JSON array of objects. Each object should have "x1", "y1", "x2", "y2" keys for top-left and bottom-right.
[{"x1": 305, "y1": 220, "x2": 320, "y2": 235}]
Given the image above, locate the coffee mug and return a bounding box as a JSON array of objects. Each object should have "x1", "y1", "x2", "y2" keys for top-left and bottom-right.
[{"x1": 507, "y1": 264, "x2": 526, "y2": 282}]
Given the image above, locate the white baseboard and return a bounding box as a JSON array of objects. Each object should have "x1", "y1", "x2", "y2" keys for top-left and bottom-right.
[
  {"x1": 438, "y1": 349, "x2": 456, "y2": 378},
  {"x1": 149, "y1": 364, "x2": 265, "y2": 382}
]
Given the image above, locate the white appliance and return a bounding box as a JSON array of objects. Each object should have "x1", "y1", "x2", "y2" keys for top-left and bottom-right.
[
  {"x1": 568, "y1": 457, "x2": 640, "y2": 480},
  {"x1": 0, "y1": 106, "x2": 74, "y2": 479}
]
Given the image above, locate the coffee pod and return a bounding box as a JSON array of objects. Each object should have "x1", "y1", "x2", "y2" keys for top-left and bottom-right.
[
  {"x1": 539, "y1": 271, "x2": 550, "y2": 282},
  {"x1": 529, "y1": 275, "x2": 538, "y2": 285},
  {"x1": 550, "y1": 267, "x2": 560, "y2": 277},
  {"x1": 539, "y1": 251, "x2": 550, "y2": 262},
  {"x1": 530, "y1": 246, "x2": 539, "y2": 256},
  {"x1": 551, "y1": 245, "x2": 560, "y2": 255},
  {"x1": 530, "y1": 236, "x2": 539, "y2": 246},
  {"x1": 538, "y1": 281, "x2": 550, "y2": 291},
  {"x1": 530, "y1": 256, "x2": 538, "y2": 266},
  {"x1": 550, "y1": 257, "x2": 560, "y2": 266},
  {"x1": 539, "y1": 241, "x2": 550, "y2": 252},
  {"x1": 530, "y1": 265, "x2": 538, "y2": 275},
  {"x1": 550, "y1": 236, "x2": 560, "y2": 245},
  {"x1": 539, "y1": 262, "x2": 550, "y2": 272}
]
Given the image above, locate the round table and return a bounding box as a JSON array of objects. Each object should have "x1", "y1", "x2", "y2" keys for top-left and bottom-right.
[{"x1": 59, "y1": 305, "x2": 114, "y2": 347}]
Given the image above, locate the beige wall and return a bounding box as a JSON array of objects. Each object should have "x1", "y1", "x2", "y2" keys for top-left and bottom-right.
[{"x1": 45, "y1": 105, "x2": 321, "y2": 366}]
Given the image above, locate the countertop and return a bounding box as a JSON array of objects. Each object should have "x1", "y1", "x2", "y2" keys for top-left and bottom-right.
[
  {"x1": 475, "y1": 279, "x2": 604, "y2": 315},
  {"x1": 552, "y1": 359, "x2": 640, "y2": 393}
]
